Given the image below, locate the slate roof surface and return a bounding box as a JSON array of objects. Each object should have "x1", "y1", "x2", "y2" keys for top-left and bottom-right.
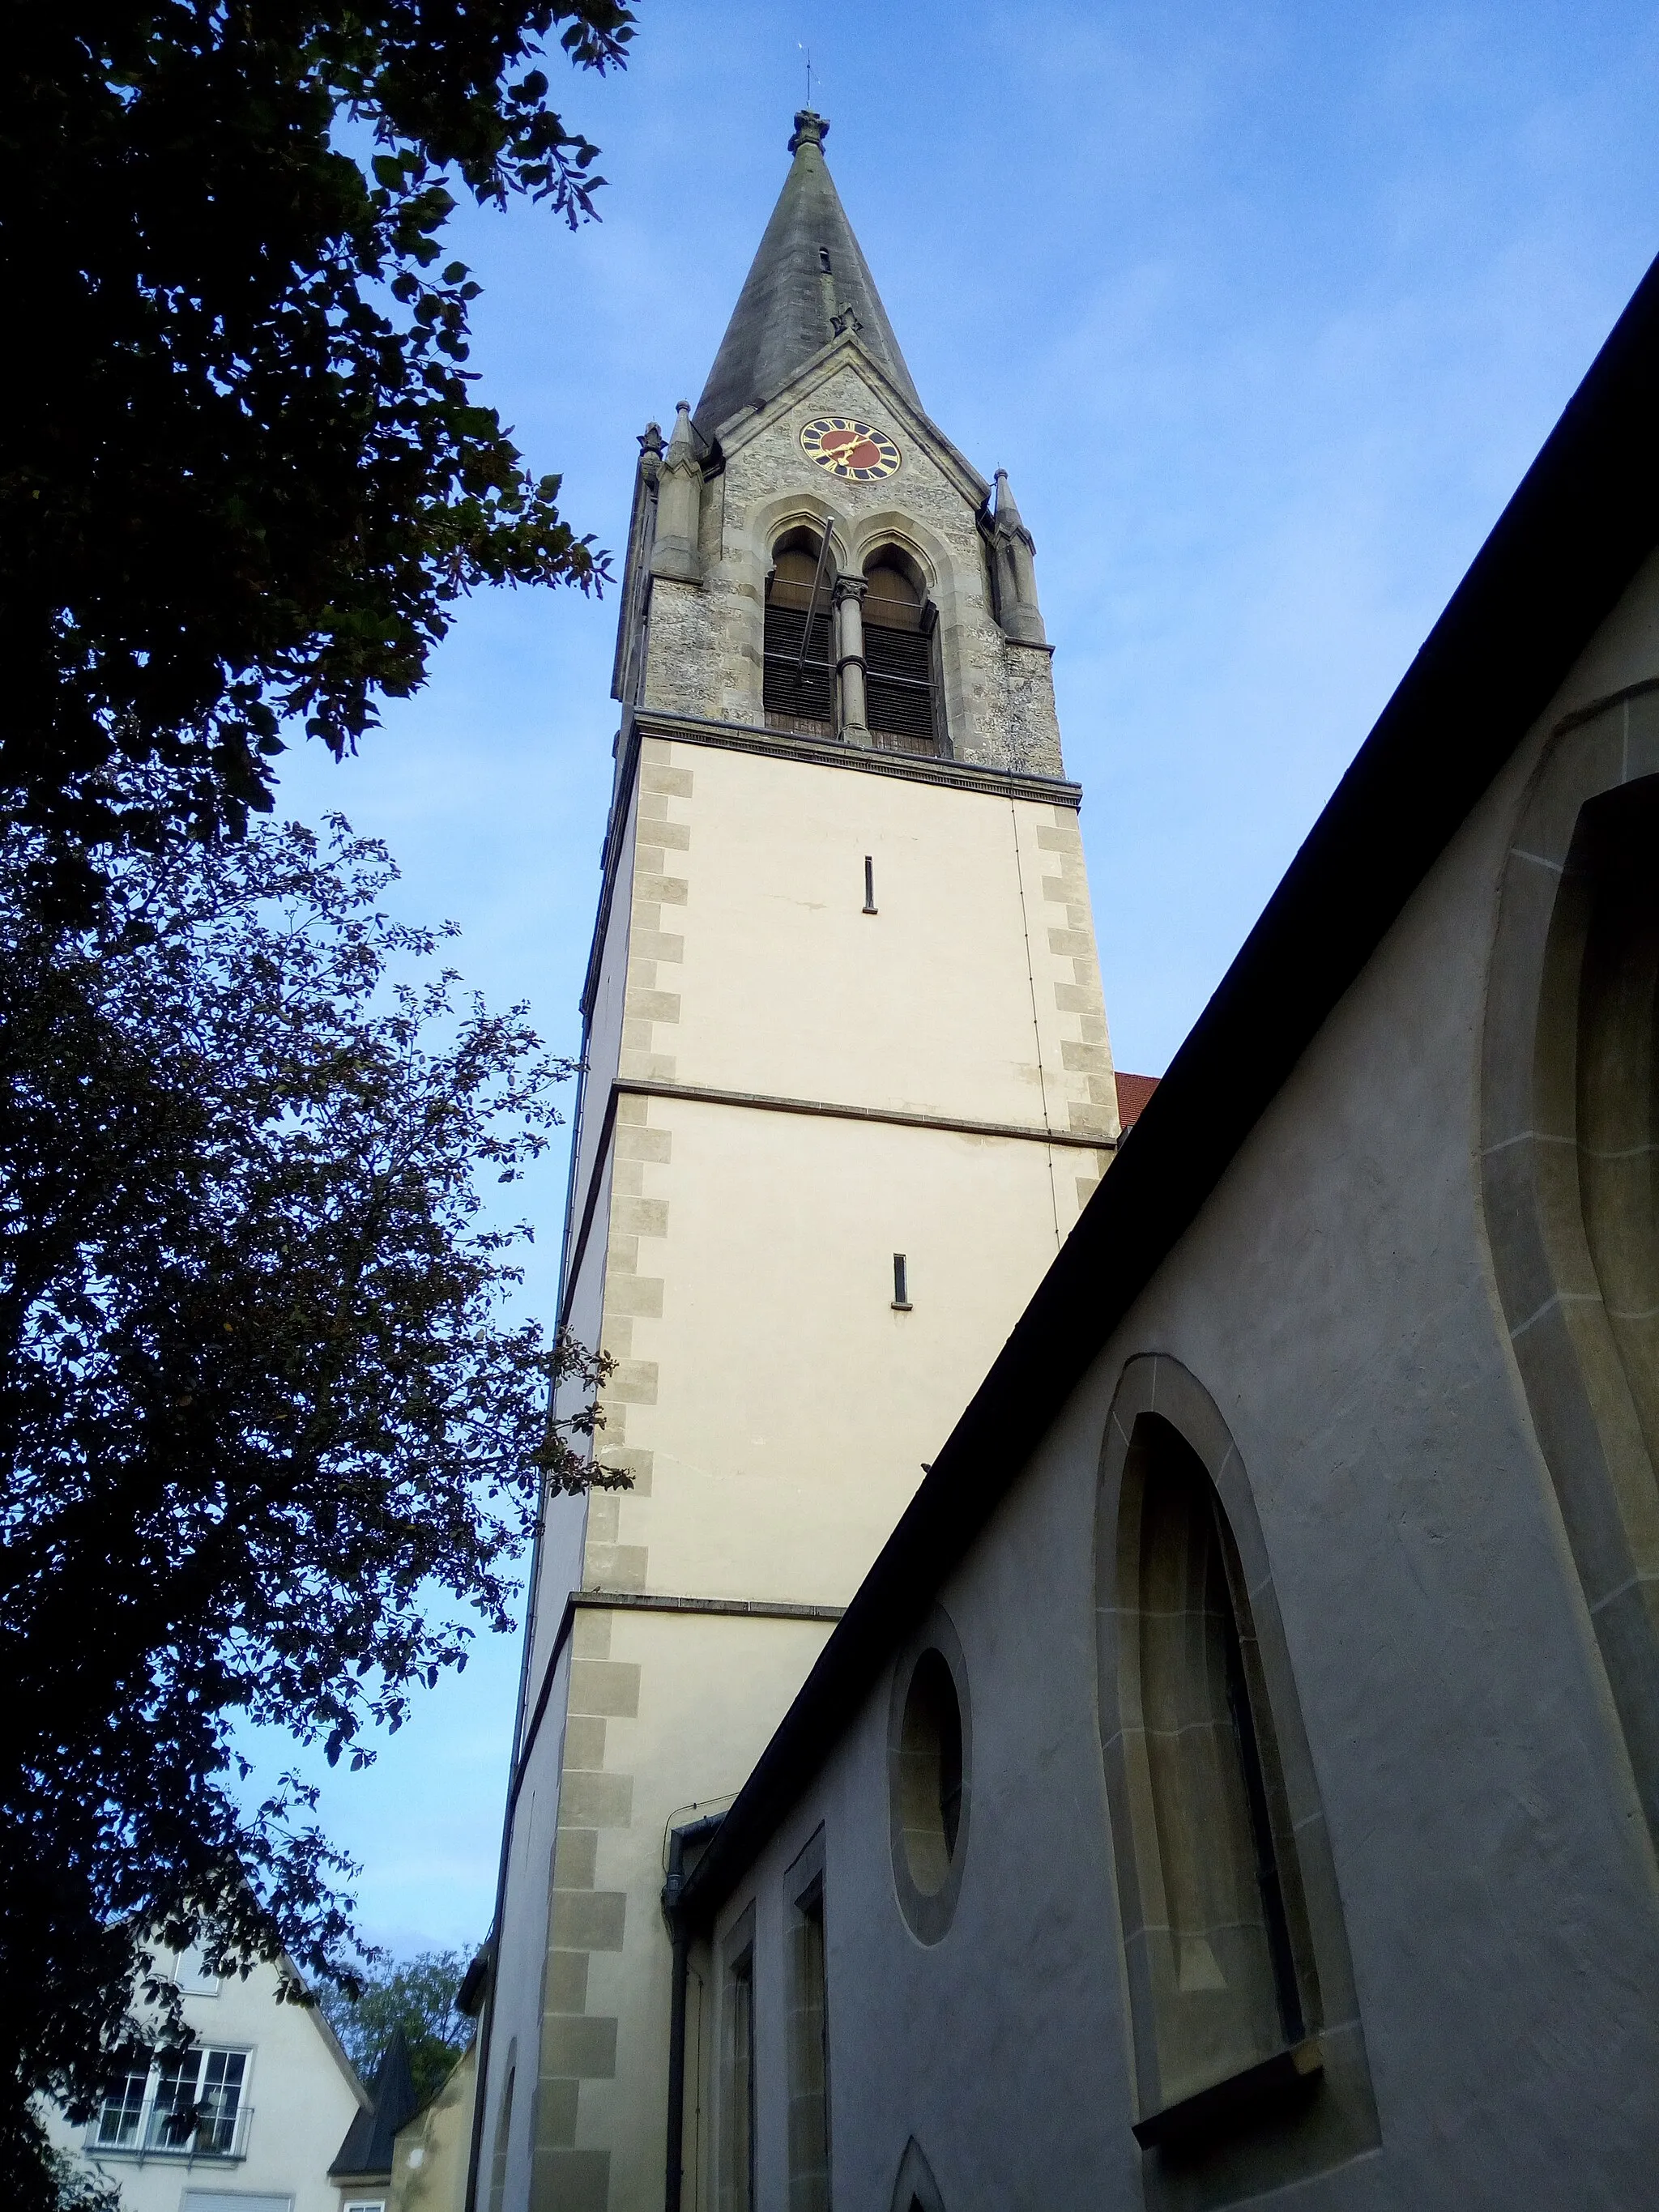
[
  {"x1": 676, "y1": 238, "x2": 1659, "y2": 1934},
  {"x1": 330, "y1": 2024, "x2": 419, "y2": 2180},
  {"x1": 693, "y1": 110, "x2": 920, "y2": 439}
]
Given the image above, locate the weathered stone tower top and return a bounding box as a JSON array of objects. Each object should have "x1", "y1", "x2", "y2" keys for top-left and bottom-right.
[
  {"x1": 694, "y1": 109, "x2": 921, "y2": 437},
  {"x1": 609, "y1": 108, "x2": 1068, "y2": 779}
]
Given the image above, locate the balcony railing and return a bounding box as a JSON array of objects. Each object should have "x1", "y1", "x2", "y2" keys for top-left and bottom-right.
[{"x1": 87, "y1": 2098, "x2": 253, "y2": 2163}]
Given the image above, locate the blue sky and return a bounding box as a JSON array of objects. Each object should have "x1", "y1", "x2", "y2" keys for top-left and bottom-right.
[{"x1": 267, "y1": 0, "x2": 1659, "y2": 1957}]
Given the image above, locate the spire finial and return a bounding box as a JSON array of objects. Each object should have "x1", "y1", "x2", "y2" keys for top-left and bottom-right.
[{"x1": 788, "y1": 109, "x2": 829, "y2": 156}]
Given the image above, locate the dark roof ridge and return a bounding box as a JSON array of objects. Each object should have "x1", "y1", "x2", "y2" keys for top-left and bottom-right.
[{"x1": 679, "y1": 239, "x2": 1659, "y2": 1932}]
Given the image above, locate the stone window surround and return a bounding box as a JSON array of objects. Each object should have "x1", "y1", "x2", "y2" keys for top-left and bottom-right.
[
  {"x1": 1094, "y1": 1353, "x2": 1379, "y2": 2206},
  {"x1": 783, "y1": 1826, "x2": 832, "y2": 2212},
  {"x1": 718, "y1": 1903, "x2": 758, "y2": 2212},
  {"x1": 1480, "y1": 684, "x2": 1659, "y2": 1846},
  {"x1": 885, "y1": 1605, "x2": 973, "y2": 1946}
]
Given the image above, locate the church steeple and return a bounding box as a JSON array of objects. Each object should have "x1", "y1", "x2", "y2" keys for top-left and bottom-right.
[{"x1": 693, "y1": 109, "x2": 920, "y2": 437}]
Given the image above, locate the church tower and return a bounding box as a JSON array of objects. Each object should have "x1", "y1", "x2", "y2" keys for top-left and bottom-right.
[{"x1": 480, "y1": 112, "x2": 1120, "y2": 2212}]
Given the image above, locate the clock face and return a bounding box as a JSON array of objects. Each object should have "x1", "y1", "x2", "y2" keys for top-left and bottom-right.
[{"x1": 800, "y1": 416, "x2": 902, "y2": 482}]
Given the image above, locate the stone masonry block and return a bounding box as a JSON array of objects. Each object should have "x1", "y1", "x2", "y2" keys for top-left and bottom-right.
[
  {"x1": 572, "y1": 1610, "x2": 611, "y2": 1658},
  {"x1": 534, "y1": 2147, "x2": 611, "y2": 2212},
  {"x1": 612, "y1": 1196, "x2": 669, "y2": 1238},
  {"x1": 584, "y1": 1544, "x2": 649, "y2": 1592},
  {"x1": 553, "y1": 1826, "x2": 597, "y2": 1889},
  {"x1": 537, "y1": 2077, "x2": 580, "y2": 2149},
  {"x1": 1047, "y1": 927, "x2": 1094, "y2": 957},
  {"x1": 596, "y1": 1446, "x2": 651, "y2": 1494},
  {"x1": 1062, "y1": 1040, "x2": 1111, "y2": 1073},
  {"x1": 635, "y1": 872, "x2": 689, "y2": 906},
  {"x1": 569, "y1": 1659, "x2": 642, "y2": 1719},
  {"x1": 542, "y1": 2015, "x2": 618, "y2": 2081},
  {"x1": 606, "y1": 1359, "x2": 659, "y2": 1404},
  {"x1": 616, "y1": 1051, "x2": 676, "y2": 1083},
  {"x1": 625, "y1": 991, "x2": 682, "y2": 1025},
  {"x1": 641, "y1": 765, "x2": 694, "y2": 797},
  {"x1": 558, "y1": 1771, "x2": 633, "y2": 1831},
  {"x1": 607, "y1": 1273, "x2": 664, "y2": 1319},
  {"x1": 549, "y1": 1888, "x2": 627, "y2": 1950},
  {"x1": 614, "y1": 1124, "x2": 671, "y2": 1162},
  {"x1": 562, "y1": 1715, "x2": 607, "y2": 1771},
  {"x1": 545, "y1": 1951, "x2": 590, "y2": 2015},
  {"x1": 630, "y1": 929, "x2": 685, "y2": 965}
]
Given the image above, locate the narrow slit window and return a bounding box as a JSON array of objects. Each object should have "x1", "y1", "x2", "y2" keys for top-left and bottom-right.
[
  {"x1": 892, "y1": 1254, "x2": 911, "y2": 1310},
  {"x1": 819, "y1": 246, "x2": 832, "y2": 273},
  {"x1": 864, "y1": 857, "x2": 876, "y2": 914},
  {"x1": 719, "y1": 1949, "x2": 756, "y2": 2212},
  {"x1": 787, "y1": 1883, "x2": 831, "y2": 2212}
]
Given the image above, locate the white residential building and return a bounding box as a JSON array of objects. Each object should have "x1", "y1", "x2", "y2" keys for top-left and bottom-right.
[{"x1": 44, "y1": 1946, "x2": 368, "y2": 2212}]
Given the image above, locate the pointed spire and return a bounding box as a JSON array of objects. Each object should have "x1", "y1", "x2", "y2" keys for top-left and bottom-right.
[
  {"x1": 693, "y1": 113, "x2": 920, "y2": 437},
  {"x1": 650, "y1": 400, "x2": 704, "y2": 584},
  {"x1": 989, "y1": 467, "x2": 1047, "y2": 646}
]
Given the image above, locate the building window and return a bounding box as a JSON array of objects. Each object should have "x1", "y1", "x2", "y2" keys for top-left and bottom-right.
[
  {"x1": 896, "y1": 1652, "x2": 962, "y2": 1892},
  {"x1": 1124, "y1": 1417, "x2": 1301, "y2": 2108},
  {"x1": 485, "y1": 2047, "x2": 515, "y2": 2212},
  {"x1": 719, "y1": 1924, "x2": 757, "y2": 2212},
  {"x1": 94, "y1": 2046, "x2": 249, "y2": 2157},
  {"x1": 1483, "y1": 744, "x2": 1659, "y2": 1843},
  {"x1": 784, "y1": 1835, "x2": 831, "y2": 2212},
  {"x1": 1098, "y1": 1357, "x2": 1378, "y2": 2176},
  {"x1": 764, "y1": 540, "x2": 834, "y2": 733},
  {"x1": 862, "y1": 556, "x2": 941, "y2": 756},
  {"x1": 887, "y1": 1612, "x2": 973, "y2": 1945}
]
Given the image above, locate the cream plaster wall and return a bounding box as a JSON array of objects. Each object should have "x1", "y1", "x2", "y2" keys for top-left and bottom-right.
[
  {"x1": 393, "y1": 2042, "x2": 476, "y2": 2212},
  {"x1": 604, "y1": 1096, "x2": 1085, "y2": 1604},
  {"x1": 656, "y1": 743, "x2": 1111, "y2": 1133},
  {"x1": 697, "y1": 553, "x2": 1659, "y2": 2212}
]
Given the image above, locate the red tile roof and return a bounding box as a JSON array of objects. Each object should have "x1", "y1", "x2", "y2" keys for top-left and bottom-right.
[{"x1": 1114, "y1": 1071, "x2": 1160, "y2": 1132}]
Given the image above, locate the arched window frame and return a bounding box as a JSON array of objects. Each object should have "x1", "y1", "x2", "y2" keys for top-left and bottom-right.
[
  {"x1": 1482, "y1": 688, "x2": 1659, "y2": 1844},
  {"x1": 762, "y1": 523, "x2": 839, "y2": 735},
  {"x1": 886, "y1": 1606, "x2": 972, "y2": 1945},
  {"x1": 858, "y1": 539, "x2": 948, "y2": 758},
  {"x1": 1095, "y1": 1355, "x2": 1377, "y2": 2185}
]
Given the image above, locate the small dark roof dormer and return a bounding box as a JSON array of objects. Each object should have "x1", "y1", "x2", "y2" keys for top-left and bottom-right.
[
  {"x1": 693, "y1": 109, "x2": 921, "y2": 438},
  {"x1": 329, "y1": 2024, "x2": 420, "y2": 2185}
]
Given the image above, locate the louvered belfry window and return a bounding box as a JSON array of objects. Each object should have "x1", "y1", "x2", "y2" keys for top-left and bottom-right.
[
  {"x1": 763, "y1": 547, "x2": 834, "y2": 731},
  {"x1": 863, "y1": 560, "x2": 940, "y2": 753}
]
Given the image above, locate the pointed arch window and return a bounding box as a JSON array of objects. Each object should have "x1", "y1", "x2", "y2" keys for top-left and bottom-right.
[
  {"x1": 1096, "y1": 1356, "x2": 1379, "y2": 2179},
  {"x1": 1483, "y1": 730, "x2": 1659, "y2": 1843},
  {"x1": 764, "y1": 538, "x2": 834, "y2": 734},
  {"x1": 861, "y1": 555, "x2": 942, "y2": 756}
]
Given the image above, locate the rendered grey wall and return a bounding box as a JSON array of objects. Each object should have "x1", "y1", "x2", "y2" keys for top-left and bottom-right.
[{"x1": 706, "y1": 552, "x2": 1659, "y2": 2212}]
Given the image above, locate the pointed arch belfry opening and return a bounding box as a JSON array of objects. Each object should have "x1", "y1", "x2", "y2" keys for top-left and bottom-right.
[{"x1": 1095, "y1": 1356, "x2": 1377, "y2": 2189}]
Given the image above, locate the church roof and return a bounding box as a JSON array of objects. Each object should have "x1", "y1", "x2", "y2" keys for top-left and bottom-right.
[
  {"x1": 330, "y1": 2025, "x2": 420, "y2": 2180},
  {"x1": 676, "y1": 237, "x2": 1659, "y2": 1937},
  {"x1": 693, "y1": 110, "x2": 921, "y2": 438}
]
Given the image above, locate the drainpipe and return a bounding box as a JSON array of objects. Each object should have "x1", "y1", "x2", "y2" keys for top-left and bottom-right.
[{"x1": 661, "y1": 1813, "x2": 726, "y2": 2212}]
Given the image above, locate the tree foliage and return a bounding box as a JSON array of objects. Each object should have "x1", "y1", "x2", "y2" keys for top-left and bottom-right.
[
  {"x1": 321, "y1": 1947, "x2": 476, "y2": 2108},
  {"x1": 0, "y1": 807, "x2": 616, "y2": 2201},
  {"x1": 2, "y1": 1, "x2": 635, "y2": 913}
]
